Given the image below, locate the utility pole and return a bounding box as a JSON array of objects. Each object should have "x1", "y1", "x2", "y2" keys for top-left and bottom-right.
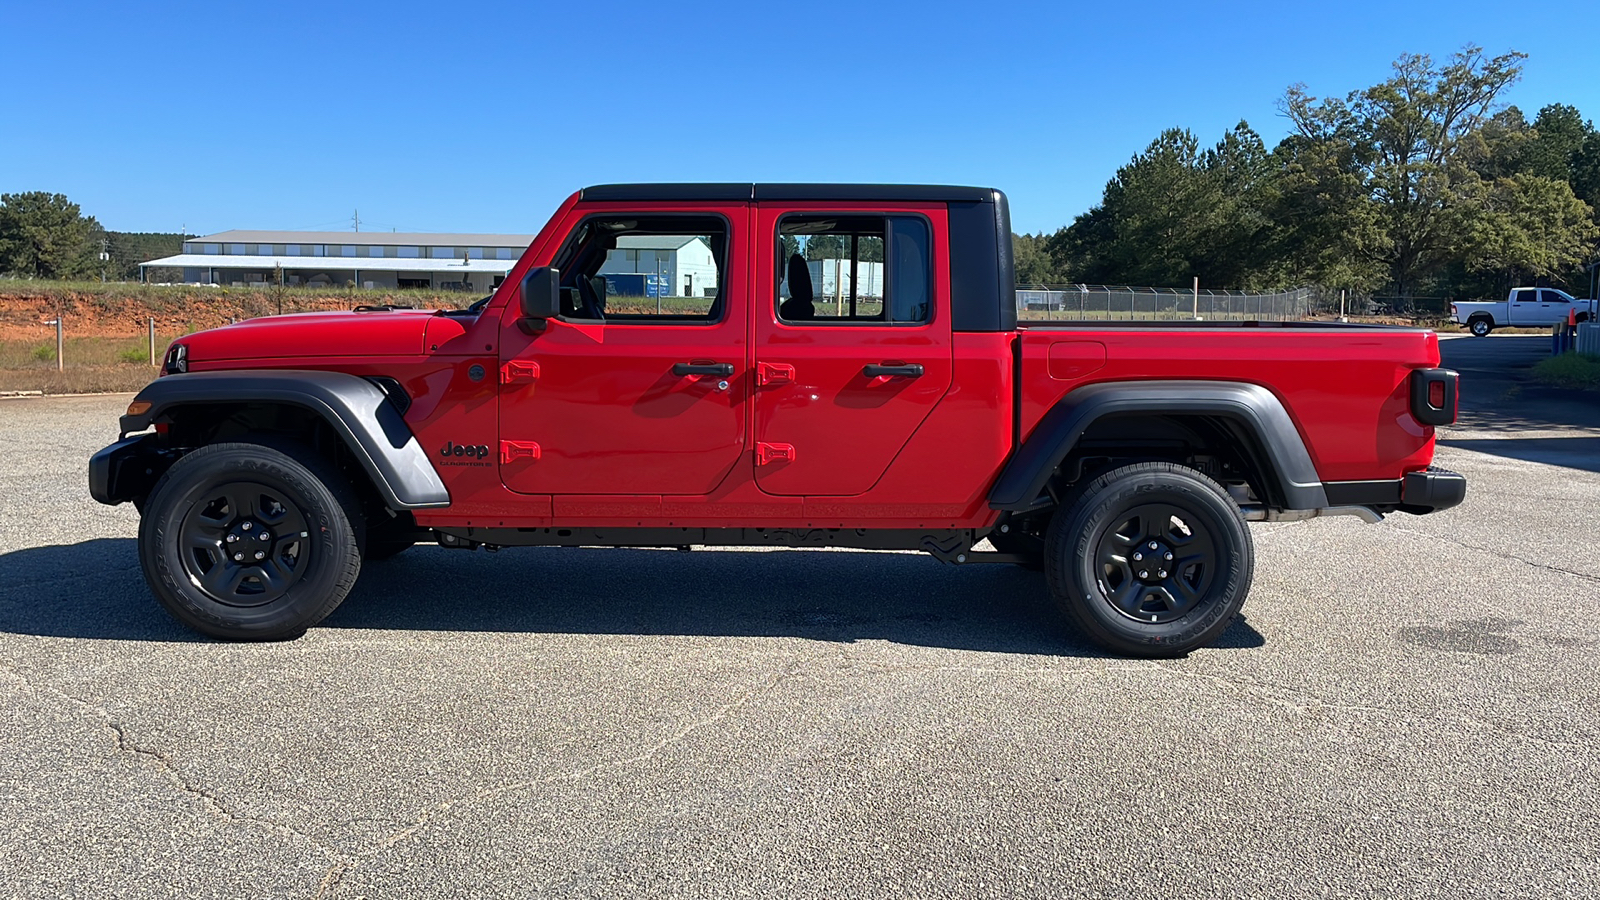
[
  {"x1": 352, "y1": 209, "x2": 360, "y2": 232},
  {"x1": 100, "y1": 238, "x2": 110, "y2": 283}
]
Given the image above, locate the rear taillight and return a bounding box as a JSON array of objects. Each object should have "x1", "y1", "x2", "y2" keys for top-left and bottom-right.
[{"x1": 1409, "y1": 368, "x2": 1459, "y2": 426}]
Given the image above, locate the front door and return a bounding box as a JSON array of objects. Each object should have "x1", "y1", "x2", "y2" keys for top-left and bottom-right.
[
  {"x1": 498, "y1": 206, "x2": 748, "y2": 495},
  {"x1": 751, "y1": 203, "x2": 953, "y2": 496}
]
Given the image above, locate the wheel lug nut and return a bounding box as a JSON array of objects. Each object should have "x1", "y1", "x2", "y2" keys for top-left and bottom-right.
[
  {"x1": 226, "y1": 534, "x2": 237, "y2": 543},
  {"x1": 1158, "y1": 570, "x2": 1168, "y2": 578},
  {"x1": 258, "y1": 533, "x2": 269, "y2": 541},
  {"x1": 242, "y1": 522, "x2": 252, "y2": 531},
  {"x1": 1164, "y1": 552, "x2": 1173, "y2": 561},
  {"x1": 233, "y1": 553, "x2": 244, "y2": 561},
  {"x1": 254, "y1": 551, "x2": 265, "y2": 560},
  {"x1": 1133, "y1": 552, "x2": 1143, "y2": 561},
  {"x1": 1148, "y1": 541, "x2": 1158, "y2": 549},
  {"x1": 1138, "y1": 570, "x2": 1149, "y2": 579}
]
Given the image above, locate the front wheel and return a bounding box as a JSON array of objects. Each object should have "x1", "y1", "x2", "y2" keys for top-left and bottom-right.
[
  {"x1": 139, "y1": 442, "x2": 363, "y2": 640},
  {"x1": 1469, "y1": 318, "x2": 1492, "y2": 337},
  {"x1": 1044, "y1": 462, "x2": 1253, "y2": 657}
]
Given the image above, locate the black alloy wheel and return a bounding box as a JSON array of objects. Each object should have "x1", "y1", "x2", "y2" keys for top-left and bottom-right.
[
  {"x1": 1045, "y1": 461, "x2": 1253, "y2": 657},
  {"x1": 1092, "y1": 503, "x2": 1217, "y2": 625},
  {"x1": 175, "y1": 481, "x2": 311, "y2": 606},
  {"x1": 140, "y1": 441, "x2": 362, "y2": 641}
]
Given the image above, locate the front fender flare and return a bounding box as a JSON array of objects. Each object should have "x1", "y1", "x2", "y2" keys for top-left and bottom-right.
[
  {"x1": 988, "y1": 380, "x2": 1328, "y2": 512},
  {"x1": 120, "y1": 370, "x2": 450, "y2": 510}
]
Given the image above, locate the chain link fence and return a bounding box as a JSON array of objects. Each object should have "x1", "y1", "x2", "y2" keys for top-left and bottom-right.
[{"x1": 1016, "y1": 285, "x2": 1318, "y2": 321}]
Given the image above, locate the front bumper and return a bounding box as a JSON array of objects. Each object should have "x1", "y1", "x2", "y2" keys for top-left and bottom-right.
[{"x1": 88, "y1": 434, "x2": 165, "y2": 506}]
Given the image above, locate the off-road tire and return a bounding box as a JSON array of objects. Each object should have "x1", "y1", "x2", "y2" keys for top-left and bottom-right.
[
  {"x1": 139, "y1": 441, "x2": 363, "y2": 641},
  {"x1": 1044, "y1": 461, "x2": 1253, "y2": 657}
]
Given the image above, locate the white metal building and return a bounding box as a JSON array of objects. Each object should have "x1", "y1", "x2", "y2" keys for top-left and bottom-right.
[
  {"x1": 139, "y1": 230, "x2": 535, "y2": 292},
  {"x1": 781, "y1": 259, "x2": 884, "y2": 301},
  {"x1": 596, "y1": 236, "x2": 718, "y2": 297}
]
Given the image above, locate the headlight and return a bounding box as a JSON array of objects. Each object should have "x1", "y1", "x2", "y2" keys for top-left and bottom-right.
[{"x1": 163, "y1": 343, "x2": 188, "y2": 375}]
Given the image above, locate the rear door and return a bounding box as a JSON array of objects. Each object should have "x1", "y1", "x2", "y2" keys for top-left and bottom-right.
[
  {"x1": 1509, "y1": 288, "x2": 1539, "y2": 325},
  {"x1": 497, "y1": 204, "x2": 749, "y2": 495},
  {"x1": 750, "y1": 202, "x2": 952, "y2": 496}
]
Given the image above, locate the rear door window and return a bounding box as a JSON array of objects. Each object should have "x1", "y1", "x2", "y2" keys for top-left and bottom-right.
[{"x1": 775, "y1": 215, "x2": 930, "y2": 324}]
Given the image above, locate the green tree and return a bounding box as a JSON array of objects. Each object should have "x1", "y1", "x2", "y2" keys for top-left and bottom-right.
[
  {"x1": 1458, "y1": 172, "x2": 1598, "y2": 289},
  {"x1": 1048, "y1": 122, "x2": 1281, "y2": 288},
  {"x1": 0, "y1": 192, "x2": 102, "y2": 279},
  {"x1": 1524, "y1": 104, "x2": 1593, "y2": 182},
  {"x1": 1012, "y1": 232, "x2": 1062, "y2": 285},
  {"x1": 1281, "y1": 46, "x2": 1528, "y2": 299}
]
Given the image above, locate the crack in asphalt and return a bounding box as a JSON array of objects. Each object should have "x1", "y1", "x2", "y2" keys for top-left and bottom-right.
[
  {"x1": 1384, "y1": 523, "x2": 1600, "y2": 585},
  {"x1": 311, "y1": 656, "x2": 810, "y2": 899},
  {"x1": 0, "y1": 659, "x2": 351, "y2": 880},
  {"x1": 1144, "y1": 661, "x2": 1600, "y2": 753}
]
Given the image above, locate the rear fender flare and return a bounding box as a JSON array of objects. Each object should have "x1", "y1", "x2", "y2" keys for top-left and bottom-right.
[
  {"x1": 988, "y1": 380, "x2": 1328, "y2": 512},
  {"x1": 120, "y1": 370, "x2": 450, "y2": 510}
]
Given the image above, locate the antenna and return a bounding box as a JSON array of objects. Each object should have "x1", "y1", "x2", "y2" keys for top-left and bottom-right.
[{"x1": 352, "y1": 209, "x2": 360, "y2": 232}]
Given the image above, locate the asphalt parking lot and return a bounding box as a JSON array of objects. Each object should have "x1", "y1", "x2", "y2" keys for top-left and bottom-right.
[{"x1": 1, "y1": 334, "x2": 1597, "y2": 899}]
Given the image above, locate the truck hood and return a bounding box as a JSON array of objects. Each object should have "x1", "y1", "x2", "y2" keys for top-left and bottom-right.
[{"x1": 178, "y1": 309, "x2": 443, "y2": 362}]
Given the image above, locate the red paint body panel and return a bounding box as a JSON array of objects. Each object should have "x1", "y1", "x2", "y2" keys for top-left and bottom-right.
[
  {"x1": 165, "y1": 188, "x2": 1448, "y2": 532},
  {"x1": 751, "y1": 202, "x2": 953, "y2": 496},
  {"x1": 184, "y1": 310, "x2": 436, "y2": 360},
  {"x1": 1016, "y1": 328, "x2": 1441, "y2": 482}
]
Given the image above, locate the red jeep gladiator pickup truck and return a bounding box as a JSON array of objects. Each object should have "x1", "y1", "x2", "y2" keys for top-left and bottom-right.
[{"x1": 90, "y1": 184, "x2": 1464, "y2": 656}]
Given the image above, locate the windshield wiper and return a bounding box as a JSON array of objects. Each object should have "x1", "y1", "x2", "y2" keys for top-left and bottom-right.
[{"x1": 444, "y1": 294, "x2": 495, "y2": 316}]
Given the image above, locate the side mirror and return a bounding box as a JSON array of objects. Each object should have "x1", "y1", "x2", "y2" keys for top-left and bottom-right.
[{"x1": 519, "y1": 267, "x2": 560, "y2": 332}]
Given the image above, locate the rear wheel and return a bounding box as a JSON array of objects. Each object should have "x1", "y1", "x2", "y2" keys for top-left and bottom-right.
[
  {"x1": 139, "y1": 442, "x2": 362, "y2": 641},
  {"x1": 1044, "y1": 461, "x2": 1252, "y2": 657},
  {"x1": 1469, "y1": 317, "x2": 1492, "y2": 337}
]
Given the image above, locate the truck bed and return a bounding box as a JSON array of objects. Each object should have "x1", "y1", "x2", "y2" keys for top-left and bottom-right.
[{"x1": 1015, "y1": 323, "x2": 1442, "y2": 483}]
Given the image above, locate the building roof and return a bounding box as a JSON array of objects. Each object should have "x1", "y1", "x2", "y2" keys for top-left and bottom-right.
[
  {"x1": 614, "y1": 235, "x2": 702, "y2": 251},
  {"x1": 140, "y1": 253, "x2": 518, "y2": 273},
  {"x1": 190, "y1": 230, "x2": 535, "y2": 247}
]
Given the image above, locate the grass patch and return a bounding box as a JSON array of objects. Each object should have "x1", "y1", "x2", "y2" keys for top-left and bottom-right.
[
  {"x1": 0, "y1": 366, "x2": 157, "y2": 394},
  {"x1": 1533, "y1": 352, "x2": 1600, "y2": 390},
  {"x1": 0, "y1": 335, "x2": 178, "y2": 370}
]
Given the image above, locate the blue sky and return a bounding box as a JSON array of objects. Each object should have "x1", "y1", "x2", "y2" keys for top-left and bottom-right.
[{"x1": 2, "y1": 1, "x2": 1595, "y2": 236}]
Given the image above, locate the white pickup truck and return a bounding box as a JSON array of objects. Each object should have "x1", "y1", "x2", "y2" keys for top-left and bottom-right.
[{"x1": 1451, "y1": 287, "x2": 1597, "y2": 336}]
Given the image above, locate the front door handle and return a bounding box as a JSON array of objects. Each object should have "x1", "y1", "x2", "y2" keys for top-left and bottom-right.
[
  {"x1": 863, "y1": 363, "x2": 924, "y2": 378},
  {"x1": 673, "y1": 362, "x2": 735, "y2": 377}
]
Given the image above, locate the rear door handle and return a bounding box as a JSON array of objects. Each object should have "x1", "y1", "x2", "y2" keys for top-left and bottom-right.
[
  {"x1": 672, "y1": 362, "x2": 735, "y2": 376},
  {"x1": 863, "y1": 363, "x2": 924, "y2": 378}
]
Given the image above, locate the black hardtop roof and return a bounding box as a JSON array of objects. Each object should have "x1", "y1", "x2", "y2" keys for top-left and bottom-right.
[{"x1": 580, "y1": 183, "x2": 1001, "y2": 203}]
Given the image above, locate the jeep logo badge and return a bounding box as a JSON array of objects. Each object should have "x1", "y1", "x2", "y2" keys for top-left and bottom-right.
[{"x1": 439, "y1": 441, "x2": 490, "y2": 460}]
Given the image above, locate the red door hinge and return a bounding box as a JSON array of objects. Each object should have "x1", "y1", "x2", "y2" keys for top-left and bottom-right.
[
  {"x1": 500, "y1": 440, "x2": 541, "y2": 464},
  {"x1": 756, "y1": 362, "x2": 795, "y2": 386},
  {"x1": 501, "y1": 360, "x2": 540, "y2": 384},
  {"x1": 756, "y1": 442, "x2": 796, "y2": 465}
]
